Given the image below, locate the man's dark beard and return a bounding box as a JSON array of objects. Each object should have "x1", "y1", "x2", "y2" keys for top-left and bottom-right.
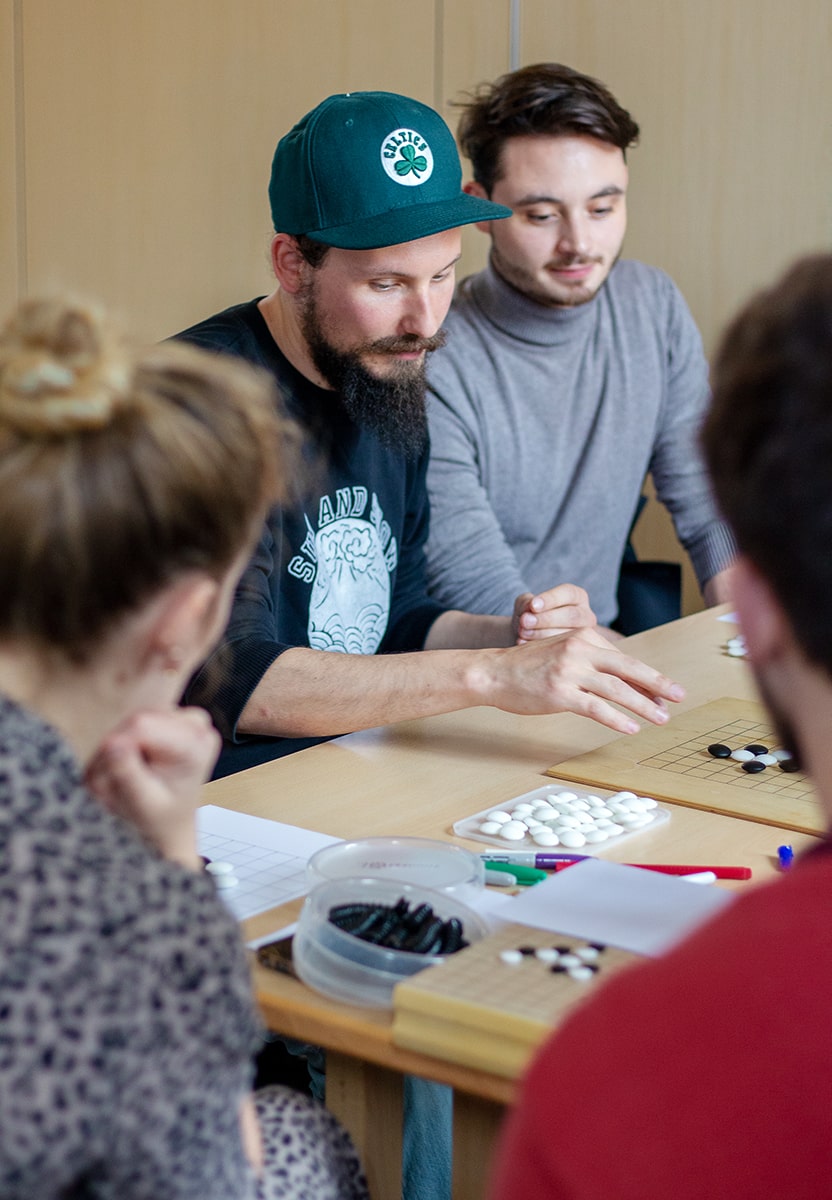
[
  {"x1": 754, "y1": 670, "x2": 804, "y2": 772},
  {"x1": 300, "y1": 292, "x2": 445, "y2": 458}
]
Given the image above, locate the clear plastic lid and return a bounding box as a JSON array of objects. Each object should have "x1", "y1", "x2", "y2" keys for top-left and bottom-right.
[{"x1": 306, "y1": 836, "x2": 485, "y2": 896}]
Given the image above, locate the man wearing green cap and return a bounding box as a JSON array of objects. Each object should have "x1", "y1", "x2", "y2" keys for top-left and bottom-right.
[{"x1": 178, "y1": 90, "x2": 685, "y2": 779}]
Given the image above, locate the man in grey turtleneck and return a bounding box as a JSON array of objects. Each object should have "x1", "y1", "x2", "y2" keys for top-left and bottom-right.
[{"x1": 425, "y1": 63, "x2": 735, "y2": 632}]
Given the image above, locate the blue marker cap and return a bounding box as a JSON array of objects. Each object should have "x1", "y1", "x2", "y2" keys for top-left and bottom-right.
[{"x1": 777, "y1": 844, "x2": 794, "y2": 870}]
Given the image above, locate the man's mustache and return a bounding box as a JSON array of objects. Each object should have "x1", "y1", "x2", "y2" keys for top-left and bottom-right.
[
  {"x1": 547, "y1": 255, "x2": 604, "y2": 270},
  {"x1": 363, "y1": 329, "x2": 448, "y2": 356}
]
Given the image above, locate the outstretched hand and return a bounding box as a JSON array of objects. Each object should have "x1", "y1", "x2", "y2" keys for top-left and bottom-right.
[
  {"x1": 488, "y1": 625, "x2": 685, "y2": 734},
  {"x1": 85, "y1": 707, "x2": 220, "y2": 870},
  {"x1": 513, "y1": 583, "x2": 597, "y2": 644}
]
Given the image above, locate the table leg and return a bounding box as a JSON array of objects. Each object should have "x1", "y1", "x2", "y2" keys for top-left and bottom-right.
[
  {"x1": 326, "y1": 1051, "x2": 404, "y2": 1200},
  {"x1": 452, "y1": 1092, "x2": 506, "y2": 1200}
]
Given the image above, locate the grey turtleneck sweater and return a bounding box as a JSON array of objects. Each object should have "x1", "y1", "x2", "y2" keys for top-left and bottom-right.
[{"x1": 425, "y1": 258, "x2": 735, "y2": 628}]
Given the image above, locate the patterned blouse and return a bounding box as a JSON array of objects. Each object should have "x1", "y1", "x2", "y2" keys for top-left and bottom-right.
[{"x1": 0, "y1": 693, "x2": 261, "y2": 1198}]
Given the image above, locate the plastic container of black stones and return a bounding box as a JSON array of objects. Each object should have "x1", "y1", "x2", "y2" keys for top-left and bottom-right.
[
  {"x1": 306, "y1": 836, "x2": 485, "y2": 900},
  {"x1": 293, "y1": 876, "x2": 489, "y2": 1008}
]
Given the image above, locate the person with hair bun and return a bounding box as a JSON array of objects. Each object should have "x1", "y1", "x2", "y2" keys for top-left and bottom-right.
[{"x1": 0, "y1": 298, "x2": 368, "y2": 1200}]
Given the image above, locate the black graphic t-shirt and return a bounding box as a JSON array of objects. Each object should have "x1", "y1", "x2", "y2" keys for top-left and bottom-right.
[{"x1": 178, "y1": 300, "x2": 446, "y2": 776}]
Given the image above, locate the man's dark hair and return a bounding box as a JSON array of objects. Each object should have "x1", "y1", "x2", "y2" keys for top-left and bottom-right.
[
  {"x1": 703, "y1": 254, "x2": 832, "y2": 676},
  {"x1": 457, "y1": 62, "x2": 640, "y2": 195}
]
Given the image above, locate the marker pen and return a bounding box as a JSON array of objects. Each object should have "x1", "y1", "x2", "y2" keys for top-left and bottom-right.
[
  {"x1": 552, "y1": 861, "x2": 752, "y2": 880},
  {"x1": 484, "y1": 861, "x2": 548, "y2": 885},
  {"x1": 480, "y1": 851, "x2": 588, "y2": 869}
]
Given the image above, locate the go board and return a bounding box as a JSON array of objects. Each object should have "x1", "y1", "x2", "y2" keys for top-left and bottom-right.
[
  {"x1": 546, "y1": 698, "x2": 821, "y2": 834},
  {"x1": 392, "y1": 922, "x2": 639, "y2": 1079}
]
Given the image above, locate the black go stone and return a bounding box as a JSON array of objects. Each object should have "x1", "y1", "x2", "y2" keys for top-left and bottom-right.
[
  {"x1": 745, "y1": 743, "x2": 769, "y2": 755},
  {"x1": 742, "y1": 760, "x2": 767, "y2": 773},
  {"x1": 779, "y1": 757, "x2": 800, "y2": 773},
  {"x1": 707, "y1": 743, "x2": 732, "y2": 758}
]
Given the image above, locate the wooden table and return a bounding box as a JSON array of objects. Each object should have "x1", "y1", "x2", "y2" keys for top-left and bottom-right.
[{"x1": 204, "y1": 606, "x2": 820, "y2": 1199}]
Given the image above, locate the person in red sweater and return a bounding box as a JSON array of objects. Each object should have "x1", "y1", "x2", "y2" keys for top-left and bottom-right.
[{"x1": 488, "y1": 253, "x2": 832, "y2": 1200}]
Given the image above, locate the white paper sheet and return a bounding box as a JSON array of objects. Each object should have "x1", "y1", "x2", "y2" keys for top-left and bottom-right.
[
  {"x1": 197, "y1": 804, "x2": 339, "y2": 922},
  {"x1": 500, "y1": 859, "x2": 735, "y2": 956}
]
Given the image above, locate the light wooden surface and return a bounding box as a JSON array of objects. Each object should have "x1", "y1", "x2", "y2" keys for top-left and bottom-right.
[
  {"x1": 205, "y1": 605, "x2": 820, "y2": 1200},
  {"x1": 550, "y1": 696, "x2": 820, "y2": 833}
]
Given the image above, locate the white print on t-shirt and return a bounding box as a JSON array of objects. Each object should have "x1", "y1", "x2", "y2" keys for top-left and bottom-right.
[{"x1": 287, "y1": 486, "x2": 398, "y2": 653}]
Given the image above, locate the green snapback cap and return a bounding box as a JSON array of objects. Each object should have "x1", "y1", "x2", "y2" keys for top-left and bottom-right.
[{"x1": 269, "y1": 91, "x2": 511, "y2": 249}]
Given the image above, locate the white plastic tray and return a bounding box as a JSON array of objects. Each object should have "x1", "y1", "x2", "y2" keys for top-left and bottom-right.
[{"x1": 453, "y1": 782, "x2": 670, "y2": 853}]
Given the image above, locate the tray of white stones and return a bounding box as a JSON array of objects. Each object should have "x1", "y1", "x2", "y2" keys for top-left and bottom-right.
[{"x1": 453, "y1": 784, "x2": 670, "y2": 851}]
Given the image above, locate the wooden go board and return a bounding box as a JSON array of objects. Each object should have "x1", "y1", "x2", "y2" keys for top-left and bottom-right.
[
  {"x1": 392, "y1": 922, "x2": 639, "y2": 1079},
  {"x1": 546, "y1": 698, "x2": 821, "y2": 834}
]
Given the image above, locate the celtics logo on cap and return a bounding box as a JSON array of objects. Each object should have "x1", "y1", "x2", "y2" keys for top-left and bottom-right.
[{"x1": 380, "y1": 128, "x2": 434, "y2": 187}]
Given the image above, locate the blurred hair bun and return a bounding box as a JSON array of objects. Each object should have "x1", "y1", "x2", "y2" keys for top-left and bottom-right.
[{"x1": 0, "y1": 298, "x2": 132, "y2": 435}]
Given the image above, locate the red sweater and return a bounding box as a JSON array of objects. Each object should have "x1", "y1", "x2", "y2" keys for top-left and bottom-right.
[{"x1": 489, "y1": 843, "x2": 832, "y2": 1199}]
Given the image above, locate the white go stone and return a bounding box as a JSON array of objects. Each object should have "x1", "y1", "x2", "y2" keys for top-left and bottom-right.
[
  {"x1": 558, "y1": 954, "x2": 582, "y2": 969},
  {"x1": 754, "y1": 754, "x2": 778, "y2": 766},
  {"x1": 568, "y1": 966, "x2": 595, "y2": 981},
  {"x1": 730, "y1": 749, "x2": 755, "y2": 762},
  {"x1": 592, "y1": 806, "x2": 613, "y2": 819},
  {"x1": 532, "y1": 830, "x2": 560, "y2": 846},
  {"x1": 499, "y1": 820, "x2": 528, "y2": 841},
  {"x1": 610, "y1": 791, "x2": 638, "y2": 803},
  {"x1": 570, "y1": 799, "x2": 591, "y2": 811},
  {"x1": 584, "y1": 829, "x2": 610, "y2": 844},
  {"x1": 479, "y1": 821, "x2": 503, "y2": 835},
  {"x1": 535, "y1": 947, "x2": 561, "y2": 964},
  {"x1": 499, "y1": 949, "x2": 524, "y2": 965},
  {"x1": 555, "y1": 791, "x2": 579, "y2": 802},
  {"x1": 576, "y1": 945, "x2": 601, "y2": 961},
  {"x1": 772, "y1": 749, "x2": 792, "y2": 761},
  {"x1": 205, "y1": 860, "x2": 235, "y2": 876},
  {"x1": 559, "y1": 829, "x2": 587, "y2": 849},
  {"x1": 511, "y1": 803, "x2": 535, "y2": 815},
  {"x1": 488, "y1": 811, "x2": 512, "y2": 824}
]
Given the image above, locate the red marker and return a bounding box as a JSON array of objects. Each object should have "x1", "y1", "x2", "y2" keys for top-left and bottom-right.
[{"x1": 553, "y1": 862, "x2": 752, "y2": 880}]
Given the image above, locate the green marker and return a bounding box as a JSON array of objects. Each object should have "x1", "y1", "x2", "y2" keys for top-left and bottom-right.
[{"x1": 485, "y1": 861, "x2": 547, "y2": 886}]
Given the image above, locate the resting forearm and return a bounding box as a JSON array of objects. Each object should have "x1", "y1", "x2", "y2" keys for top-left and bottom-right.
[
  {"x1": 237, "y1": 628, "x2": 686, "y2": 742},
  {"x1": 703, "y1": 566, "x2": 734, "y2": 607},
  {"x1": 424, "y1": 609, "x2": 515, "y2": 650},
  {"x1": 237, "y1": 644, "x2": 487, "y2": 737}
]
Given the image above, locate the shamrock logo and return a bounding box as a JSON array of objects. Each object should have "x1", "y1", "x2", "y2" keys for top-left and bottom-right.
[
  {"x1": 395, "y1": 144, "x2": 428, "y2": 178},
  {"x1": 380, "y1": 127, "x2": 434, "y2": 187}
]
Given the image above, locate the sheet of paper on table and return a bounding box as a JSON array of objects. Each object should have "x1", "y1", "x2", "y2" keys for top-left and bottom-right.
[
  {"x1": 477, "y1": 859, "x2": 736, "y2": 956},
  {"x1": 197, "y1": 804, "x2": 339, "y2": 923}
]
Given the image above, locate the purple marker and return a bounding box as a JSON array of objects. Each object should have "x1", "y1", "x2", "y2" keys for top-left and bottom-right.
[{"x1": 480, "y1": 851, "x2": 589, "y2": 869}]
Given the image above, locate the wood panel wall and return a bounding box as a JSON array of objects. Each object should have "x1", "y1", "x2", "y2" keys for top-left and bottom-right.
[{"x1": 3, "y1": 1, "x2": 830, "y2": 610}]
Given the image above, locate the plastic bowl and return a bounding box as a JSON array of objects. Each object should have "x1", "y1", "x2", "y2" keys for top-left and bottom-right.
[
  {"x1": 293, "y1": 876, "x2": 489, "y2": 1008},
  {"x1": 306, "y1": 836, "x2": 485, "y2": 900}
]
